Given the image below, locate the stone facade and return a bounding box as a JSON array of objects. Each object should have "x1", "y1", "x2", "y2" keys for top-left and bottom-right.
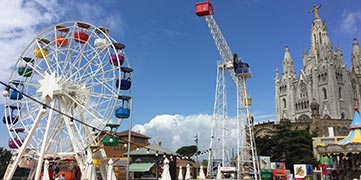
[
  {"x1": 254, "y1": 105, "x2": 351, "y2": 138},
  {"x1": 274, "y1": 8, "x2": 361, "y2": 123}
]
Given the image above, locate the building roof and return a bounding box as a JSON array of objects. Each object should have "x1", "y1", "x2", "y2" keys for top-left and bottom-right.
[{"x1": 116, "y1": 130, "x2": 151, "y2": 139}]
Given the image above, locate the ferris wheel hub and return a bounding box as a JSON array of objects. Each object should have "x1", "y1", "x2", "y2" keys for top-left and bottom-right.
[
  {"x1": 37, "y1": 72, "x2": 61, "y2": 99},
  {"x1": 37, "y1": 72, "x2": 89, "y2": 104}
]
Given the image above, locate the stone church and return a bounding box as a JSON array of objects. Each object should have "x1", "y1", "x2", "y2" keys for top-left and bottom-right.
[{"x1": 255, "y1": 6, "x2": 361, "y2": 137}]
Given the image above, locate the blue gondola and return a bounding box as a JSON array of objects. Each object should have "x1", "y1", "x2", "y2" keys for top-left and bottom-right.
[
  {"x1": 116, "y1": 67, "x2": 133, "y2": 90},
  {"x1": 9, "y1": 80, "x2": 24, "y2": 100},
  {"x1": 115, "y1": 95, "x2": 131, "y2": 119},
  {"x1": 3, "y1": 105, "x2": 19, "y2": 124},
  {"x1": 3, "y1": 115, "x2": 19, "y2": 124},
  {"x1": 233, "y1": 53, "x2": 251, "y2": 78},
  {"x1": 115, "y1": 108, "x2": 130, "y2": 119},
  {"x1": 116, "y1": 79, "x2": 131, "y2": 90}
]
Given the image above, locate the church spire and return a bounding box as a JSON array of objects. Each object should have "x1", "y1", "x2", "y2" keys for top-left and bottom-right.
[
  {"x1": 282, "y1": 45, "x2": 296, "y2": 79},
  {"x1": 303, "y1": 48, "x2": 308, "y2": 67},
  {"x1": 352, "y1": 38, "x2": 361, "y2": 71},
  {"x1": 309, "y1": 5, "x2": 333, "y2": 62}
]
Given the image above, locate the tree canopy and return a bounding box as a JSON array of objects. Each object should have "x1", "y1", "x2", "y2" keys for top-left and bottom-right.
[
  {"x1": 256, "y1": 121, "x2": 318, "y2": 171},
  {"x1": 176, "y1": 145, "x2": 198, "y2": 157},
  {"x1": 0, "y1": 147, "x2": 12, "y2": 178}
]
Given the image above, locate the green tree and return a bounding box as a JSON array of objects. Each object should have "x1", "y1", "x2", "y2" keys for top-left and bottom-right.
[
  {"x1": 0, "y1": 147, "x2": 30, "y2": 178},
  {"x1": 176, "y1": 145, "x2": 198, "y2": 157},
  {"x1": 0, "y1": 147, "x2": 12, "y2": 178},
  {"x1": 256, "y1": 121, "x2": 318, "y2": 171}
]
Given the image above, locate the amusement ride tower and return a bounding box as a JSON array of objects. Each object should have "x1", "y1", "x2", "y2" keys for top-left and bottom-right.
[{"x1": 195, "y1": 1, "x2": 261, "y2": 179}]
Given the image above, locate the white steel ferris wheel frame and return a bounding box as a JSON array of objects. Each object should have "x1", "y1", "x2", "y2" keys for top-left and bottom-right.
[{"x1": 2, "y1": 21, "x2": 130, "y2": 180}]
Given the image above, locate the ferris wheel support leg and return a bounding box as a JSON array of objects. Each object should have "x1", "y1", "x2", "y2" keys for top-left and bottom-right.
[
  {"x1": 59, "y1": 100, "x2": 87, "y2": 170},
  {"x1": 3, "y1": 98, "x2": 51, "y2": 180},
  {"x1": 34, "y1": 100, "x2": 55, "y2": 180}
]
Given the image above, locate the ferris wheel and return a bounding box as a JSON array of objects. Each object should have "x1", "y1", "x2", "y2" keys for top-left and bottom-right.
[{"x1": 2, "y1": 21, "x2": 133, "y2": 179}]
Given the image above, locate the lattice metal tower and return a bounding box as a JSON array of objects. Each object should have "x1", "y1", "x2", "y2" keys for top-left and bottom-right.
[
  {"x1": 207, "y1": 63, "x2": 232, "y2": 176},
  {"x1": 196, "y1": 0, "x2": 261, "y2": 179}
]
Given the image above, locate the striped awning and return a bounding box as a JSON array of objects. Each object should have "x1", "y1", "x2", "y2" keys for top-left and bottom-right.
[{"x1": 337, "y1": 110, "x2": 361, "y2": 145}]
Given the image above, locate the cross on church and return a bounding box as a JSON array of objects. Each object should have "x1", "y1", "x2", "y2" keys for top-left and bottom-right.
[{"x1": 309, "y1": 5, "x2": 321, "y2": 19}]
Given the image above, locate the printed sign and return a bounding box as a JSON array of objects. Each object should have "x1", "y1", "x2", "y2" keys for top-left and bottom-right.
[{"x1": 294, "y1": 164, "x2": 307, "y2": 178}]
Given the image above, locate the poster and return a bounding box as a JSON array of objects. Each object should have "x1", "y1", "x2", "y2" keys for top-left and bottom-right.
[
  {"x1": 294, "y1": 164, "x2": 307, "y2": 178},
  {"x1": 259, "y1": 156, "x2": 271, "y2": 169}
]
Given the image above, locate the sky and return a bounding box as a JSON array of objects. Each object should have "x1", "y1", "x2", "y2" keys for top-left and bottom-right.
[{"x1": 0, "y1": 0, "x2": 361, "y2": 160}]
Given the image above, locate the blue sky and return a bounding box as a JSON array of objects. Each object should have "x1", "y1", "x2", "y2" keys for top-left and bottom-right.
[{"x1": 0, "y1": 0, "x2": 361, "y2": 156}]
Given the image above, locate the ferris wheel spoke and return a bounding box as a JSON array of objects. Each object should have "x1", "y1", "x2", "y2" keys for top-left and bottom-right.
[
  {"x1": 61, "y1": 93, "x2": 106, "y2": 127},
  {"x1": 74, "y1": 51, "x2": 110, "y2": 82},
  {"x1": 85, "y1": 75, "x2": 118, "y2": 94},
  {"x1": 74, "y1": 72, "x2": 114, "y2": 90},
  {"x1": 87, "y1": 91, "x2": 116, "y2": 99},
  {"x1": 62, "y1": 31, "x2": 97, "y2": 80},
  {"x1": 58, "y1": 42, "x2": 77, "y2": 78},
  {"x1": 75, "y1": 67, "x2": 117, "y2": 85},
  {"x1": 63, "y1": 52, "x2": 103, "y2": 83},
  {"x1": 33, "y1": 41, "x2": 54, "y2": 74}
]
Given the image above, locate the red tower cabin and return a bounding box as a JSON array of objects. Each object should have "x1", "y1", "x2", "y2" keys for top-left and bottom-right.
[{"x1": 195, "y1": 1, "x2": 214, "y2": 17}]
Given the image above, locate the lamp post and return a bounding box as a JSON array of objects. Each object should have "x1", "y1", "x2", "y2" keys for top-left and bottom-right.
[{"x1": 194, "y1": 133, "x2": 199, "y2": 178}]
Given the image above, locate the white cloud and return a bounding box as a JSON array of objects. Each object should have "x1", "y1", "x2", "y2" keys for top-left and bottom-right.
[
  {"x1": 340, "y1": 11, "x2": 361, "y2": 35},
  {"x1": 253, "y1": 112, "x2": 276, "y2": 123},
  {"x1": 0, "y1": 0, "x2": 65, "y2": 149},
  {"x1": 133, "y1": 114, "x2": 213, "y2": 152},
  {"x1": 0, "y1": 0, "x2": 125, "y2": 83},
  {"x1": 0, "y1": 0, "x2": 63, "y2": 82},
  {"x1": 132, "y1": 112, "x2": 275, "y2": 160}
]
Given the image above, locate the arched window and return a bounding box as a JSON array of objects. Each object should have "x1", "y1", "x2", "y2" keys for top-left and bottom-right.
[
  {"x1": 339, "y1": 87, "x2": 342, "y2": 99},
  {"x1": 323, "y1": 88, "x2": 327, "y2": 99},
  {"x1": 298, "y1": 114, "x2": 311, "y2": 122},
  {"x1": 313, "y1": 34, "x2": 316, "y2": 45},
  {"x1": 319, "y1": 32, "x2": 322, "y2": 45},
  {"x1": 283, "y1": 98, "x2": 287, "y2": 109}
]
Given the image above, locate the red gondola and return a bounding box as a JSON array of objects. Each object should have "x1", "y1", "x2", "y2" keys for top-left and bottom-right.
[
  {"x1": 74, "y1": 22, "x2": 90, "y2": 44},
  {"x1": 195, "y1": 0, "x2": 214, "y2": 17}
]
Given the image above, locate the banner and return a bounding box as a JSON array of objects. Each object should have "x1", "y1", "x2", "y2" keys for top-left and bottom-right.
[
  {"x1": 270, "y1": 162, "x2": 286, "y2": 169},
  {"x1": 306, "y1": 164, "x2": 313, "y2": 175},
  {"x1": 318, "y1": 164, "x2": 328, "y2": 175}
]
